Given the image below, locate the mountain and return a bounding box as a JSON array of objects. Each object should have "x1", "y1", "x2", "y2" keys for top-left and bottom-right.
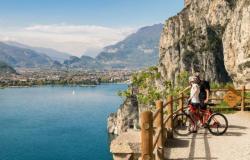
[
  {"x1": 1, "y1": 24, "x2": 163, "y2": 70},
  {"x1": 0, "y1": 42, "x2": 54, "y2": 68},
  {"x1": 0, "y1": 61, "x2": 16, "y2": 75},
  {"x1": 64, "y1": 24, "x2": 163, "y2": 69},
  {"x1": 96, "y1": 24, "x2": 163, "y2": 69},
  {"x1": 64, "y1": 55, "x2": 101, "y2": 69},
  {"x1": 158, "y1": 0, "x2": 249, "y2": 87},
  {"x1": 5, "y1": 41, "x2": 71, "y2": 63}
]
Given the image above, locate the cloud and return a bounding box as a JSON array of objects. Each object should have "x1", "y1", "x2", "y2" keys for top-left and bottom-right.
[{"x1": 0, "y1": 24, "x2": 138, "y2": 57}]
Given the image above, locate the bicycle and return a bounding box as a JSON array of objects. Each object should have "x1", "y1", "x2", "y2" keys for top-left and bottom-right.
[{"x1": 173, "y1": 102, "x2": 228, "y2": 136}]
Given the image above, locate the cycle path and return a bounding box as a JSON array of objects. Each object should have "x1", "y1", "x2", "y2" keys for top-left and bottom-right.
[{"x1": 164, "y1": 112, "x2": 250, "y2": 160}]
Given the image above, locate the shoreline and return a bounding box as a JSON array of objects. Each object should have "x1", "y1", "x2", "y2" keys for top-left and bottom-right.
[{"x1": 0, "y1": 82, "x2": 129, "y2": 89}]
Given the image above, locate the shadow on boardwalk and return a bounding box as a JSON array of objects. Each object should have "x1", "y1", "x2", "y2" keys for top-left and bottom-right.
[
  {"x1": 165, "y1": 131, "x2": 217, "y2": 160},
  {"x1": 164, "y1": 119, "x2": 248, "y2": 160}
]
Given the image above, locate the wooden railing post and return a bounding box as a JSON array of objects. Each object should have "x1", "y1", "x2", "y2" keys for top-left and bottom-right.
[
  {"x1": 241, "y1": 85, "x2": 246, "y2": 111},
  {"x1": 141, "y1": 111, "x2": 154, "y2": 160},
  {"x1": 167, "y1": 96, "x2": 173, "y2": 139},
  {"x1": 155, "y1": 100, "x2": 164, "y2": 159}
]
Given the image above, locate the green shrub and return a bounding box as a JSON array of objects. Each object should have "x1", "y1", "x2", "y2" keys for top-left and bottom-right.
[{"x1": 210, "y1": 82, "x2": 234, "y2": 89}]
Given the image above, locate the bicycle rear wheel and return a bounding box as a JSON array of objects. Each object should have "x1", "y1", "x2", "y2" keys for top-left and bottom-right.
[
  {"x1": 173, "y1": 113, "x2": 193, "y2": 136},
  {"x1": 207, "y1": 113, "x2": 228, "y2": 136}
]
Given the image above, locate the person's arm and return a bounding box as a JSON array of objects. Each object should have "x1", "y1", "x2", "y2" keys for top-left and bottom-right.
[
  {"x1": 204, "y1": 81, "x2": 210, "y2": 103},
  {"x1": 204, "y1": 89, "x2": 209, "y2": 103}
]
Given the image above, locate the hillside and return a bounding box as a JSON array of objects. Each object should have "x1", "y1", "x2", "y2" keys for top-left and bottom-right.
[
  {"x1": 96, "y1": 24, "x2": 163, "y2": 69},
  {"x1": 0, "y1": 42, "x2": 54, "y2": 68},
  {"x1": 0, "y1": 24, "x2": 163, "y2": 70},
  {"x1": 5, "y1": 41, "x2": 71, "y2": 63},
  {"x1": 64, "y1": 55, "x2": 101, "y2": 69},
  {"x1": 0, "y1": 61, "x2": 16, "y2": 75},
  {"x1": 65, "y1": 24, "x2": 163, "y2": 69}
]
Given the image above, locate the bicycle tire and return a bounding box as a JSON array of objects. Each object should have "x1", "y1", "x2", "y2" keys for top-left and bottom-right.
[
  {"x1": 207, "y1": 113, "x2": 228, "y2": 136},
  {"x1": 173, "y1": 113, "x2": 193, "y2": 136}
]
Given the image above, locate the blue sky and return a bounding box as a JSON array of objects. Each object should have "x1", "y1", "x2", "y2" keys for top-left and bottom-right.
[{"x1": 0, "y1": 0, "x2": 184, "y2": 56}]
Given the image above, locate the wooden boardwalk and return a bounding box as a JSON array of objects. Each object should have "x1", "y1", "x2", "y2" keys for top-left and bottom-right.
[{"x1": 164, "y1": 112, "x2": 250, "y2": 160}]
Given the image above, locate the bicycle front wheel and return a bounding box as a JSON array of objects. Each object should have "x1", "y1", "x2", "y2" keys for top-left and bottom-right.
[
  {"x1": 207, "y1": 113, "x2": 228, "y2": 136},
  {"x1": 173, "y1": 113, "x2": 193, "y2": 136}
]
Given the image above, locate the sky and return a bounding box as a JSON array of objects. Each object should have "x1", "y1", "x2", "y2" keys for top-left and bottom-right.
[{"x1": 0, "y1": 0, "x2": 184, "y2": 57}]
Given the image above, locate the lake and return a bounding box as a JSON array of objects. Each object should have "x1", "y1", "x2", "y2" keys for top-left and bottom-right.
[{"x1": 0, "y1": 84, "x2": 127, "y2": 160}]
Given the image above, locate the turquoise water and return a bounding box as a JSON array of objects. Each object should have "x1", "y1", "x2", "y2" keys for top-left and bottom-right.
[{"x1": 0, "y1": 84, "x2": 127, "y2": 160}]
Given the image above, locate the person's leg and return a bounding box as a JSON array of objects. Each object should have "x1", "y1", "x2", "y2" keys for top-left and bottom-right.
[
  {"x1": 200, "y1": 100, "x2": 207, "y2": 123},
  {"x1": 190, "y1": 103, "x2": 198, "y2": 132}
]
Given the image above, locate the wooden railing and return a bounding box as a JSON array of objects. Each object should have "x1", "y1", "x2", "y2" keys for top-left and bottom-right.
[
  {"x1": 140, "y1": 95, "x2": 182, "y2": 160},
  {"x1": 210, "y1": 85, "x2": 250, "y2": 111},
  {"x1": 140, "y1": 85, "x2": 250, "y2": 160},
  {"x1": 141, "y1": 101, "x2": 164, "y2": 160}
]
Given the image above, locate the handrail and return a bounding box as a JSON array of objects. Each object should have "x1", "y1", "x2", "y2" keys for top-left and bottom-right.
[
  {"x1": 211, "y1": 88, "x2": 250, "y2": 92},
  {"x1": 163, "y1": 96, "x2": 184, "y2": 108}
]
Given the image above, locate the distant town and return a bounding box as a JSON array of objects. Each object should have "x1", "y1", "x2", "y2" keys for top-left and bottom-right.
[{"x1": 0, "y1": 68, "x2": 134, "y2": 88}]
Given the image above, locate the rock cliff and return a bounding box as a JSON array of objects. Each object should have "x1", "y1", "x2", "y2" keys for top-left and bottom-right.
[
  {"x1": 158, "y1": 0, "x2": 250, "y2": 87},
  {"x1": 223, "y1": 0, "x2": 250, "y2": 88},
  {"x1": 107, "y1": 95, "x2": 139, "y2": 135}
]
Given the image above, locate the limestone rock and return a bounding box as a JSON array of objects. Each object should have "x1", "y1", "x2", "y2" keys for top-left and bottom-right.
[
  {"x1": 184, "y1": 0, "x2": 192, "y2": 7},
  {"x1": 107, "y1": 95, "x2": 139, "y2": 135},
  {"x1": 158, "y1": 0, "x2": 237, "y2": 86},
  {"x1": 110, "y1": 131, "x2": 141, "y2": 160},
  {"x1": 223, "y1": 0, "x2": 250, "y2": 88}
]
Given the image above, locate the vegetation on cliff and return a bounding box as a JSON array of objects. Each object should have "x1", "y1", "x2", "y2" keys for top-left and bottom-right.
[
  {"x1": 118, "y1": 66, "x2": 190, "y2": 105},
  {"x1": 119, "y1": 66, "x2": 234, "y2": 107}
]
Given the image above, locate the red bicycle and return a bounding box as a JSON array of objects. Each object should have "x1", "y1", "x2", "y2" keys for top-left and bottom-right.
[{"x1": 173, "y1": 103, "x2": 228, "y2": 136}]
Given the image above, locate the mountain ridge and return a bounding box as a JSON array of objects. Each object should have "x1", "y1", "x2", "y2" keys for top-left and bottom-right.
[
  {"x1": 0, "y1": 42, "x2": 55, "y2": 68},
  {"x1": 95, "y1": 23, "x2": 163, "y2": 69},
  {"x1": 4, "y1": 41, "x2": 71, "y2": 63},
  {"x1": 0, "y1": 60, "x2": 16, "y2": 75},
  {"x1": 0, "y1": 23, "x2": 163, "y2": 70}
]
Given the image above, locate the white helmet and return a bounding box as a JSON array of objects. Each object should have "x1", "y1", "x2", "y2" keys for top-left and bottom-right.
[{"x1": 189, "y1": 76, "x2": 198, "y2": 83}]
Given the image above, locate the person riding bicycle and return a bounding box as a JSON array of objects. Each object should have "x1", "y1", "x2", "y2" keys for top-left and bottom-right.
[{"x1": 188, "y1": 76, "x2": 200, "y2": 132}]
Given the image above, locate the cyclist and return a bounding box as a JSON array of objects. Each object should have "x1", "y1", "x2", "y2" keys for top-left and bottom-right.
[{"x1": 188, "y1": 76, "x2": 200, "y2": 133}]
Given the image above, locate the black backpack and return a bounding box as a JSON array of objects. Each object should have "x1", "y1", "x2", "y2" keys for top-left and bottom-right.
[{"x1": 199, "y1": 80, "x2": 210, "y2": 100}]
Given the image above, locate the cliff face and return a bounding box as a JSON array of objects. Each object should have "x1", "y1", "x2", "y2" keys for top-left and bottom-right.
[
  {"x1": 107, "y1": 96, "x2": 139, "y2": 135},
  {"x1": 159, "y1": 0, "x2": 250, "y2": 87},
  {"x1": 223, "y1": 0, "x2": 250, "y2": 88}
]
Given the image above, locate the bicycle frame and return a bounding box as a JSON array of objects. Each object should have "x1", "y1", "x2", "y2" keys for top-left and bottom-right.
[{"x1": 188, "y1": 104, "x2": 212, "y2": 127}]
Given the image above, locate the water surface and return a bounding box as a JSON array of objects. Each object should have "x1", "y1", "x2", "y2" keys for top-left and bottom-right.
[{"x1": 0, "y1": 84, "x2": 127, "y2": 160}]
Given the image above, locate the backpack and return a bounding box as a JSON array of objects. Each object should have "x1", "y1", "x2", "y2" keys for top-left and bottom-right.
[{"x1": 199, "y1": 80, "x2": 210, "y2": 100}]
